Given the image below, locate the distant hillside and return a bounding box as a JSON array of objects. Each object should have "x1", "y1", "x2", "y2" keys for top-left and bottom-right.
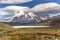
[
  {"x1": 49, "y1": 18, "x2": 60, "y2": 28},
  {"x1": 0, "y1": 22, "x2": 60, "y2": 40},
  {"x1": 0, "y1": 22, "x2": 14, "y2": 31}
]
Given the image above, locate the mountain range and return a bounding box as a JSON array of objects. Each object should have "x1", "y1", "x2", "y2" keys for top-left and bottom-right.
[{"x1": 0, "y1": 2, "x2": 60, "y2": 23}]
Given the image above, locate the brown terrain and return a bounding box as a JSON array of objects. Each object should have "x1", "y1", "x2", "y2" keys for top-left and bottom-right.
[{"x1": 0, "y1": 18, "x2": 60, "y2": 40}]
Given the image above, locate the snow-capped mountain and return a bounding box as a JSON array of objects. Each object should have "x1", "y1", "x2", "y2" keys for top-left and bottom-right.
[
  {"x1": 0, "y1": 6, "x2": 48, "y2": 23},
  {"x1": 0, "y1": 2, "x2": 60, "y2": 23},
  {"x1": 31, "y1": 2, "x2": 60, "y2": 19}
]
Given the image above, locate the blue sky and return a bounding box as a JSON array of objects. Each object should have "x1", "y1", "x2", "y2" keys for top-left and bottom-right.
[
  {"x1": 0, "y1": 0, "x2": 60, "y2": 8},
  {"x1": 0, "y1": 0, "x2": 60, "y2": 22},
  {"x1": 48, "y1": 13, "x2": 60, "y2": 17}
]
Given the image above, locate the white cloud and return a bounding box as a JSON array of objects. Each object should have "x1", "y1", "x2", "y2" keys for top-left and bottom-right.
[
  {"x1": 5, "y1": 6, "x2": 30, "y2": 12},
  {"x1": 0, "y1": 10, "x2": 15, "y2": 22},
  {"x1": 0, "y1": 3, "x2": 60, "y2": 23},
  {"x1": 31, "y1": 2, "x2": 60, "y2": 12},
  {"x1": 0, "y1": 6, "x2": 47, "y2": 23},
  {"x1": 0, "y1": 6, "x2": 31, "y2": 22},
  {"x1": 0, "y1": 0, "x2": 33, "y2": 4}
]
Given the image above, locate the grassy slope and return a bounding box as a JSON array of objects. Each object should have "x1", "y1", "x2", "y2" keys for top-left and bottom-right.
[
  {"x1": 0, "y1": 22, "x2": 14, "y2": 31},
  {"x1": 0, "y1": 19, "x2": 60, "y2": 40}
]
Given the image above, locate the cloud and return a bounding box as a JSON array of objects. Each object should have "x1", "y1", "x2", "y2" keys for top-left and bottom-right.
[
  {"x1": 0, "y1": 10, "x2": 15, "y2": 22},
  {"x1": 0, "y1": 6, "x2": 48, "y2": 23},
  {"x1": 0, "y1": 2, "x2": 60, "y2": 23},
  {"x1": 5, "y1": 6, "x2": 30, "y2": 11},
  {"x1": 31, "y1": 2, "x2": 60, "y2": 12},
  {"x1": 0, "y1": 6, "x2": 31, "y2": 22},
  {"x1": 48, "y1": 13, "x2": 60, "y2": 18},
  {"x1": 0, "y1": 0, "x2": 33, "y2": 4}
]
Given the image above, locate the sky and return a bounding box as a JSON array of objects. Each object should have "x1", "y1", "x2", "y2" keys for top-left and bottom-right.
[
  {"x1": 0, "y1": 0, "x2": 60, "y2": 22},
  {"x1": 0, "y1": 0, "x2": 60, "y2": 8},
  {"x1": 48, "y1": 13, "x2": 60, "y2": 17}
]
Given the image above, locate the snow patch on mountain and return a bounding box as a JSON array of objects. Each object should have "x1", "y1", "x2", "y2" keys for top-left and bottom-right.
[{"x1": 0, "y1": 2, "x2": 60, "y2": 23}]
